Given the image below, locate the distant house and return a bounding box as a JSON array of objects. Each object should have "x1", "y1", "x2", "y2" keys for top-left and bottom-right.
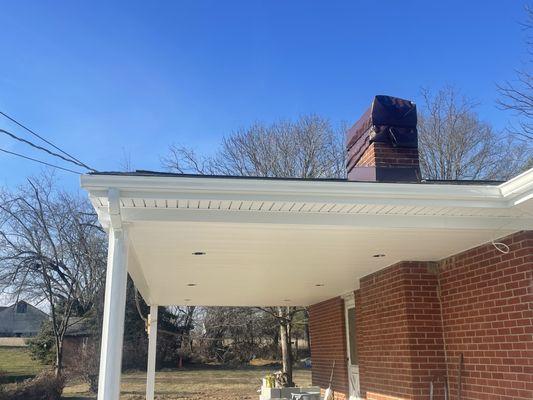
[{"x1": 0, "y1": 300, "x2": 48, "y2": 337}]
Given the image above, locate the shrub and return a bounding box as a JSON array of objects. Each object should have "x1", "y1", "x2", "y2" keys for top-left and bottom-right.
[
  {"x1": 0, "y1": 371, "x2": 65, "y2": 400},
  {"x1": 27, "y1": 322, "x2": 55, "y2": 365}
]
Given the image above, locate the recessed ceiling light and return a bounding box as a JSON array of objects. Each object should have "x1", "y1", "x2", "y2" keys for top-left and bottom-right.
[
  {"x1": 187, "y1": 283, "x2": 197, "y2": 287},
  {"x1": 373, "y1": 254, "x2": 386, "y2": 258},
  {"x1": 192, "y1": 251, "x2": 206, "y2": 256},
  {"x1": 315, "y1": 284, "x2": 325, "y2": 287},
  {"x1": 283, "y1": 299, "x2": 291, "y2": 302},
  {"x1": 184, "y1": 298, "x2": 191, "y2": 302}
]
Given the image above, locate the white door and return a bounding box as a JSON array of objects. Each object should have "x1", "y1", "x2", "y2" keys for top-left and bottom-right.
[{"x1": 344, "y1": 295, "x2": 361, "y2": 400}]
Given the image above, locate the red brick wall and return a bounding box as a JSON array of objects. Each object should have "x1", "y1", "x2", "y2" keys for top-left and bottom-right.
[
  {"x1": 358, "y1": 261, "x2": 446, "y2": 400},
  {"x1": 348, "y1": 141, "x2": 420, "y2": 181},
  {"x1": 358, "y1": 262, "x2": 413, "y2": 399},
  {"x1": 438, "y1": 231, "x2": 533, "y2": 400},
  {"x1": 356, "y1": 142, "x2": 419, "y2": 169},
  {"x1": 308, "y1": 297, "x2": 349, "y2": 399},
  {"x1": 309, "y1": 231, "x2": 532, "y2": 400}
]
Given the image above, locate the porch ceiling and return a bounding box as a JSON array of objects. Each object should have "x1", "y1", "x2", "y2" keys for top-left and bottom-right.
[{"x1": 81, "y1": 169, "x2": 533, "y2": 307}]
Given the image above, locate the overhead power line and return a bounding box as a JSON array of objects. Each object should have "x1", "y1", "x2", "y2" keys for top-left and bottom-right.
[
  {"x1": 0, "y1": 128, "x2": 89, "y2": 170},
  {"x1": 0, "y1": 110, "x2": 96, "y2": 172},
  {"x1": 0, "y1": 147, "x2": 82, "y2": 175}
]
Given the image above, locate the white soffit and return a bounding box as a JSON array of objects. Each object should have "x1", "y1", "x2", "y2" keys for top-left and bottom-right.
[{"x1": 81, "y1": 169, "x2": 533, "y2": 306}]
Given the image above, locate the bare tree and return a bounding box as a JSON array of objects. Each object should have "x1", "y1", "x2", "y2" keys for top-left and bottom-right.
[
  {"x1": 256, "y1": 306, "x2": 306, "y2": 387},
  {"x1": 418, "y1": 86, "x2": 527, "y2": 180},
  {"x1": 161, "y1": 305, "x2": 197, "y2": 367},
  {"x1": 497, "y1": 6, "x2": 533, "y2": 143},
  {"x1": 162, "y1": 115, "x2": 346, "y2": 179},
  {"x1": 0, "y1": 173, "x2": 107, "y2": 376},
  {"x1": 195, "y1": 307, "x2": 278, "y2": 364}
]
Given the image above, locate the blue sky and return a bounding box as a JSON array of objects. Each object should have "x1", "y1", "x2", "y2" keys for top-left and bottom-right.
[{"x1": 0, "y1": 1, "x2": 529, "y2": 190}]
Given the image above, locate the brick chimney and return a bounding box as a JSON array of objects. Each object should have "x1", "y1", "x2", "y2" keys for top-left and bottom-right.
[{"x1": 346, "y1": 95, "x2": 421, "y2": 182}]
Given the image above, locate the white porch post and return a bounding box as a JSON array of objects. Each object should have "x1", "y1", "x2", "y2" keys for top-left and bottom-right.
[
  {"x1": 146, "y1": 305, "x2": 158, "y2": 400},
  {"x1": 97, "y1": 227, "x2": 128, "y2": 400}
]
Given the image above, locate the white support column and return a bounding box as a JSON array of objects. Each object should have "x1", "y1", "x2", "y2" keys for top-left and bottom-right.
[
  {"x1": 97, "y1": 228, "x2": 128, "y2": 400},
  {"x1": 146, "y1": 305, "x2": 158, "y2": 400}
]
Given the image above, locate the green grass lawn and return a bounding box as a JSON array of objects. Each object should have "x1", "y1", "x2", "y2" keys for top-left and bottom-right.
[
  {"x1": 0, "y1": 345, "x2": 45, "y2": 383},
  {"x1": 0, "y1": 346, "x2": 312, "y2": 399}
]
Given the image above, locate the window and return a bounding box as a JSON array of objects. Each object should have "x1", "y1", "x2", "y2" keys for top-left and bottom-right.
[{"x1": 16, "y1": 302, "x2": 27, "y2": 313}]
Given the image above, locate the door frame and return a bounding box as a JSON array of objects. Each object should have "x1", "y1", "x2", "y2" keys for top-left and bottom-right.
[{"x1": 342, "y1": 292, "x2": 361, "y2": 400}]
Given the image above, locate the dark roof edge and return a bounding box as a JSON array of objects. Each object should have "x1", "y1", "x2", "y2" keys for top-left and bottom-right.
[{"x1": 87, "y1": 170, "x2": 504, "y2": 186}]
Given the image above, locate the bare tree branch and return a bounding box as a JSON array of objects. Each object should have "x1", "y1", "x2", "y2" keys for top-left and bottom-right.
[
  {"x1": 497, "y1": 6, "x2": 533, "y2": 143},
  {"x1": 161, "y1": 115, "x2": 346, "y2": 179},
  {"x1": 418, "y1": 86, "x2": 528, "y2": 180}
]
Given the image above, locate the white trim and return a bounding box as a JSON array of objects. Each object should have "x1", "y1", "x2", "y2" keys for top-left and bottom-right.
[
  {"x1": 499, "y1": 168, "x2": 533, "y2": 199},
  {"x1": 146, "y1": 305, "x2": 158, "y2": 400},
  {"x1": 82, "y1": 174, "x2": 507, "y2": 205},
  {"x1": 342, "y1": 291, "x2": 355, "y2": 305},
  {"x1": 107, "y1": 188, "x2": 122, "y2": 230},
  {"x1": 344, "y1": 295, "x2": 361, "y2": 400},
  {"x1": 97, "y1": 228, "x2": 128, "y2": 400}
]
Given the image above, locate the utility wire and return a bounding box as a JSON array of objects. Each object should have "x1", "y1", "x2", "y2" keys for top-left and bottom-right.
[
  {"x1": 0, "y1": 110, "x2": 96, "y2": 172},
  {"x1": 0, "y1": 147, "x2": 82, "y2": 175},
  {"x1": 0, "y1": 128, "x2": 90, "y2": 171}
]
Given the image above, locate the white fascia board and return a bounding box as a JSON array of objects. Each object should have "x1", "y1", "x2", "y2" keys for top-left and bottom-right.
[
  {"x1": 499, "y1": 168, "x2": 533, "y2": 206},
  {"x1": 81, "y1": 174, "x2": 506, "y2": 208}
]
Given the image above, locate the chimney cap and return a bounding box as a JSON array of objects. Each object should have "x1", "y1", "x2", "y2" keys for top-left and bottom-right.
[
  {"x1": 346, "y1": 95, "x2": 421, "y2": 183},
  {"x1": 347, "y1": 95, "x2": 417, "y2": 149}
]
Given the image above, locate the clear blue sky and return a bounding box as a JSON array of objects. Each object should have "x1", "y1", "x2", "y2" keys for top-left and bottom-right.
[{"x1": 0, "y1": 1, "x2": 529, "y2": 190}]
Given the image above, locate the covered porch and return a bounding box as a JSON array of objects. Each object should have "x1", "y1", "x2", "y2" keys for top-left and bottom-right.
[{"x1": 81, "y1": 169, "x2": 533, "y2": 400}]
